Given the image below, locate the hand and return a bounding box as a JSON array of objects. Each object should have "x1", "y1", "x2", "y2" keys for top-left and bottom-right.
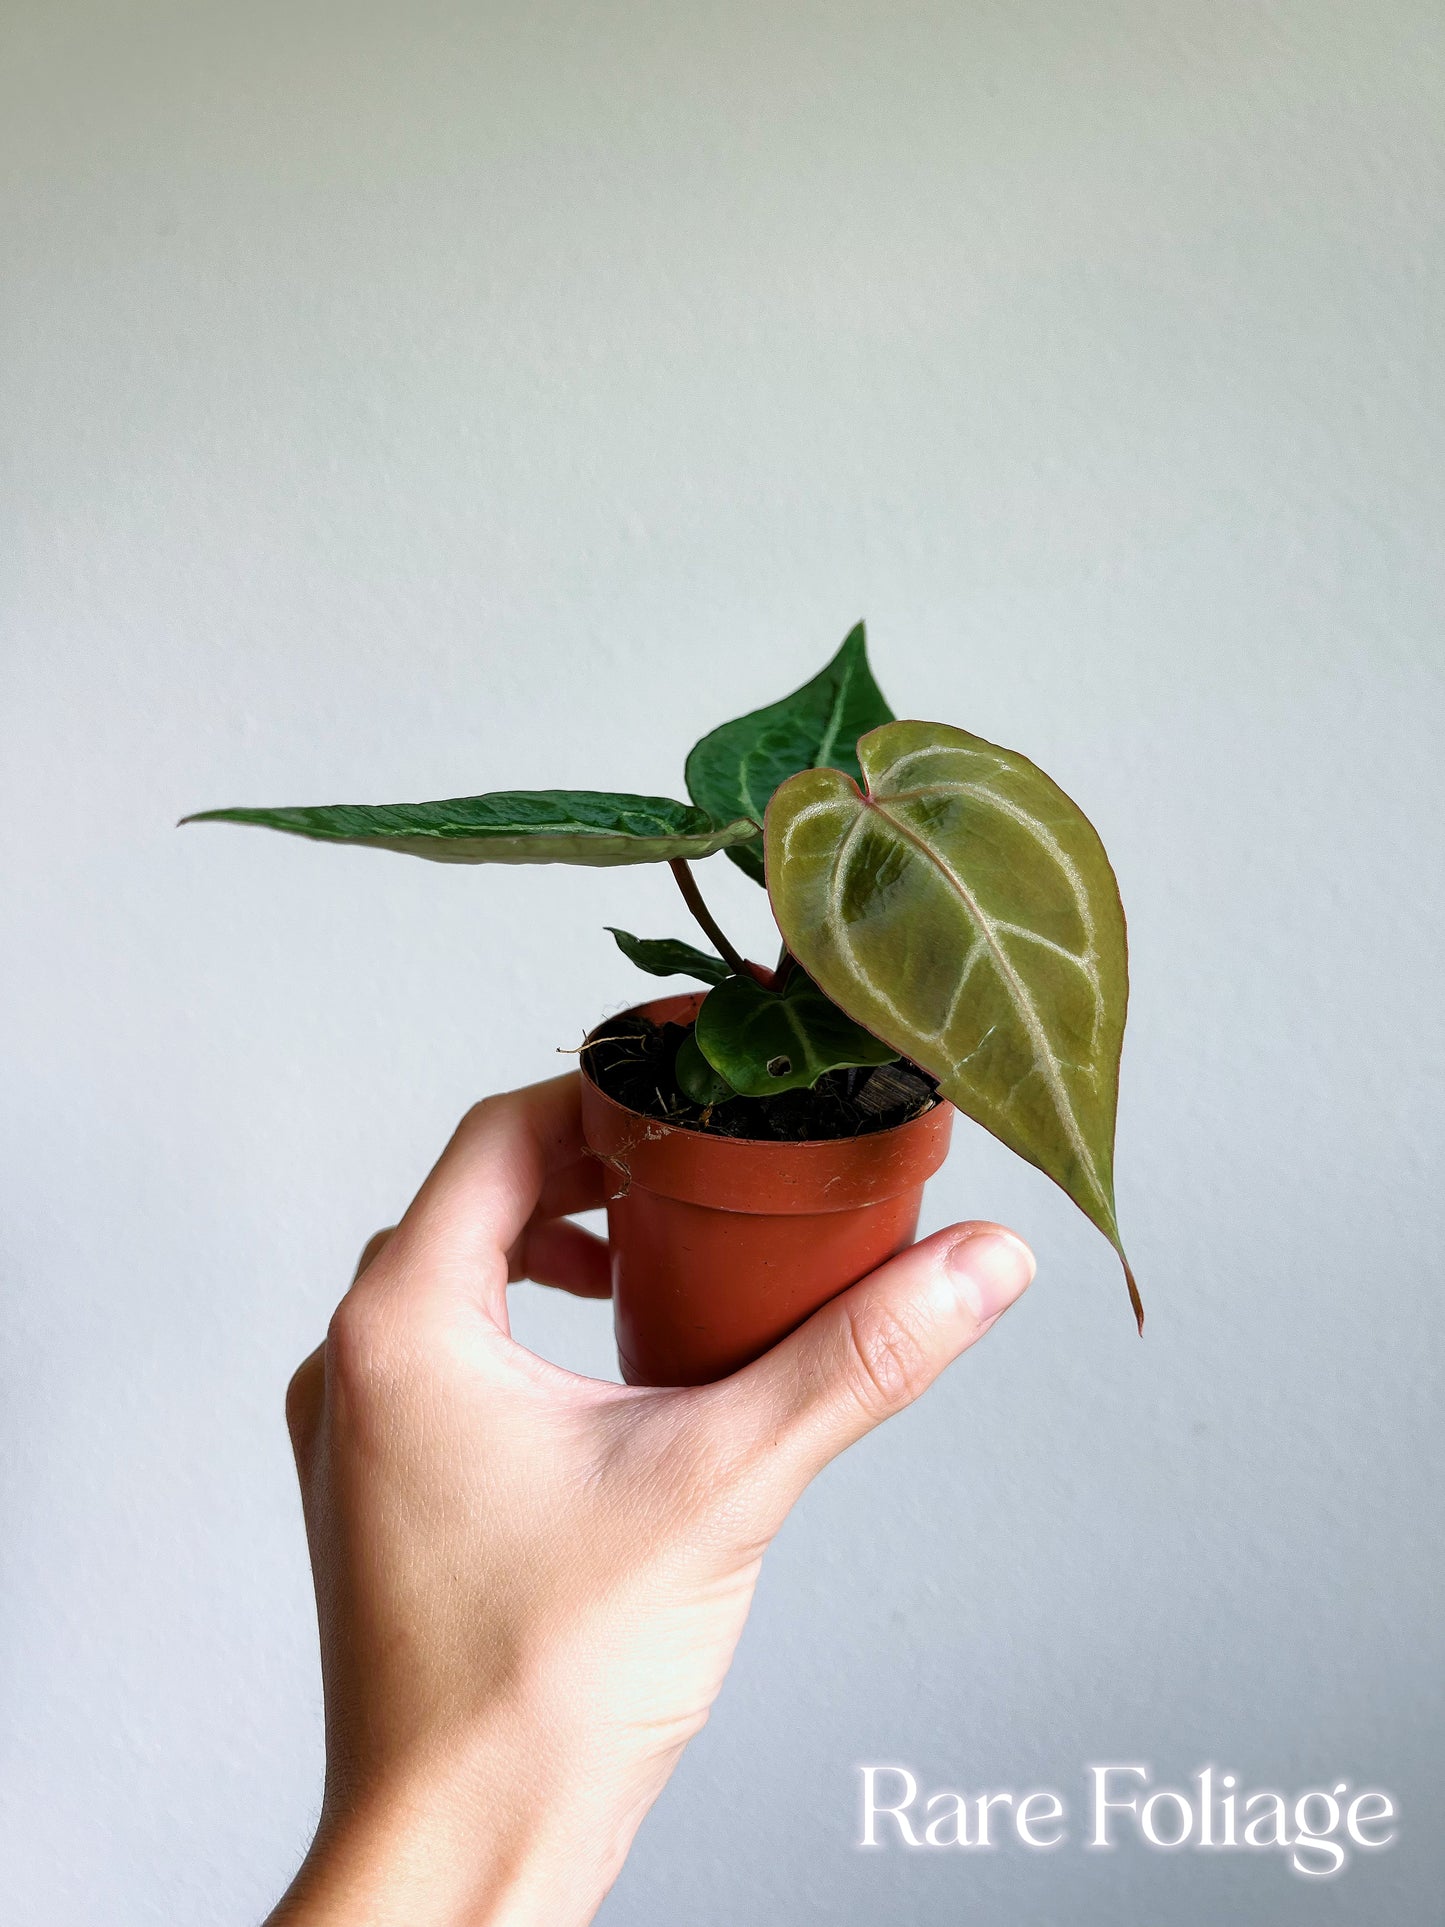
[{"x1": 270, "y1": 1073, "x2": 1033, "y2": 1926}]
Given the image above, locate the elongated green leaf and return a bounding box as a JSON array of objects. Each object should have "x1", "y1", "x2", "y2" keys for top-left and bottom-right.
[
  {"x1": 606, "y1": 928, "x2": 730, "y2": 985},
  {"x1": 766, "y1": 720, "x2": 1141, "y2": 1327},
  {"x1": 675, "y1": 1031, "x2": 738, "y2": 1106},
  {"x1": 684, "y1": 622, "x2": 894, "y2": 884},
  {"x1": 694, "y1": 970, "x2": 898, "y2": 1097},
  {"x1": 181, "y1": 791, "x2": 758, "y2": 867}
]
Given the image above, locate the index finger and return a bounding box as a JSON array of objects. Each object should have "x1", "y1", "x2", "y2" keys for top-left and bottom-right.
[{"x1": 355, "y1": 1072, "x2": 599, "y2": 1325}]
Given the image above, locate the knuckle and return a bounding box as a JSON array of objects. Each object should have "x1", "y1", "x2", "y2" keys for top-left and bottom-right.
[
  {"x1": 283, "y1": 1353, "x2": 320, "y2": 1441},
  {"x1": 353, "y1": 1226, "x2": 394, "y2": 1280},
  {"x1": 324, "y1": 1292, "x2": 398, "y2": 1400},
  {"x1": 841, "y1": 1297, "x2": 933, "y2": 1419},
  {"x1": 460, "y1": 1092, "x2": 510, "y2": 1136}
]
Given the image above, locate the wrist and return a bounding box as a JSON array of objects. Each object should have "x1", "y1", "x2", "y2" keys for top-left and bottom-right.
[{"x1": 267, "y1": 1716, "x2": 665, "y2": 1927}]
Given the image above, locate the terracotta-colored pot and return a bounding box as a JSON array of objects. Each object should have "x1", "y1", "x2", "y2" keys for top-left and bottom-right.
[{"x1": 579, "y1": 992, "x2": 954, "y2": 1386}]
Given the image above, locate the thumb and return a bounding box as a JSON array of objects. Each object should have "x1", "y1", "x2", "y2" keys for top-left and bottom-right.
[{"x1": 731, "y1": 1222, "x2": 1034, "y2": 1491}]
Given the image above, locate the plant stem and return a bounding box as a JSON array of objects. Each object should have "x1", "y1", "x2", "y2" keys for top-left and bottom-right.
[
  {"x1": 668, "y1": 860, "x2": 750, "y2": 978},
  {"x1": 772, "y1": 948, "x2": 798, "y2": 990}
]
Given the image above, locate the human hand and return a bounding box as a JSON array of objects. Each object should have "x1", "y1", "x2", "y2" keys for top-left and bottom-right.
[{"x1": 270, "y1": 1074, "x2": 1033, "y2": 1926}]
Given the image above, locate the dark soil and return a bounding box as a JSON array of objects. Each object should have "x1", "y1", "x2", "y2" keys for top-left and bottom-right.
[{"x1": 582, "y1": 1012, "x2": 939, "y2": 1141}]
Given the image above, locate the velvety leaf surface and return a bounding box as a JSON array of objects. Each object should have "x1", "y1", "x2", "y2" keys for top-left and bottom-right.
[
  {"x1": 694, "y1": 970, "x2": 898, "y2": 1098},
  {"x1": 606, "y1": 928, "x2": 730, "y2": 985},
  {"x1": 182, "y1": 791, "x2": 758, "y2": 867},
  {"x1": 684, "y1": 622, "x2": 893, "y2": 884},
  {"x1": 766, "y1": 720, "x2": 1141, "y2": 1325}
]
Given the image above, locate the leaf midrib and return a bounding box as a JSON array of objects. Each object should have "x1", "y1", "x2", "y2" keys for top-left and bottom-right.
[
  {"x1": 812, "y1": 662, "x2": 854, "y2": 771},
  {"x1": 864, "y1": 794, "x2": 1109, "y2": 1216},
  {"x1": 732, "y1": 667, "x2": 854, "y2": 823}
]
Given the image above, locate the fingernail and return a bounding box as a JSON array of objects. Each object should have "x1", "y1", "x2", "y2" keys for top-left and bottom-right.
[{"x1": 945, "y1": 1231, "x2": 1035, "y2": 1323}]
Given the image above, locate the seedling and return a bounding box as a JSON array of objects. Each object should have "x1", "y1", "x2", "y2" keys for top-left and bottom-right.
[{"x1": 185, "y1": 625, "x2": 1141, "y2": 1325}]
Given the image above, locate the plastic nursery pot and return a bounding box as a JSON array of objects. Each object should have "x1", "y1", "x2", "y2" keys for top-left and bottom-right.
[{"x1": 579, "y1": 992, "x2": 954, "y2": 1387}]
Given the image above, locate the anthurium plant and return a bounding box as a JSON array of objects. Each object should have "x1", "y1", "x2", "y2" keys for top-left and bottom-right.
[{"x1": 185, "y1": 625, "x2": 1140, "y2": 1326}]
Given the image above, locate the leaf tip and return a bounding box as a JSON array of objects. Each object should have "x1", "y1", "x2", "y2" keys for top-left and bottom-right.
[
  {"x1": 1124, "y1": 1260, "x2": 1145, "y2": 1335},
  {"x1": 178, "y1": 808, "x2": 241, "y2": 828}
]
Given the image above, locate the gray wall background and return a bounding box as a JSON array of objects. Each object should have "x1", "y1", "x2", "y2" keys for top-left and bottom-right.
[{"x1": 3, "y1": 3, "x2": 1441, "y2": 1921}]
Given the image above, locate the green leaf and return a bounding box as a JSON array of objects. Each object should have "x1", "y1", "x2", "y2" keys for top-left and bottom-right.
[
  {"x1": 693, "y1": 970, "x2": 898, "y2": 1098},
  {"x1": 181, "y1": 791, "x2": 759, "y2": 868},
  {"x1": 684, "y1": 621, "x2": 894, "y2": 885},
  {"x1": 675, "y1": 1031, "x2": 738, "y2": 1106},
  {"x1": 606, "y1": 928, "x2": 730, "y2": 986},
  {"x1": 765, "y1": 719, "x2": 1142, "y2": 1328}
]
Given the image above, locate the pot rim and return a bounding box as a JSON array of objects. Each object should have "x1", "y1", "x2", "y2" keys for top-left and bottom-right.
[
  {"x1": 578, "y1": 992, "x2": 954, "y2": 1214},
  {"x1": 579, "y1": 989, "x2": 945, "y2": 1150}
]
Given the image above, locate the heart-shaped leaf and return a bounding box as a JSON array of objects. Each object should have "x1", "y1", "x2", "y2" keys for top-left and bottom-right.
[
  {"x1": 684, "y1": 622, "x2": 893, "y2": 885},
  {"x1": 766, "y1": 720, "x2": 1141, "y2": 1327},
  {"x1": 182, "y1": 791, "x2": 758, "y2": 867},
  {"x1": 694, "y1": 970, "x2": 898, "y2": 1098},
  {"x1": 606, "y1": 928, "x2": 730, "y2": 985},
  {"x1": 675, "y1": 1031, "x2": 738, "y2": 1106}
]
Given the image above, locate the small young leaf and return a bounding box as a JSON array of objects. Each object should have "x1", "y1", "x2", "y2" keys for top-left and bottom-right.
[
  {"x1": 675, "y1": 1031, "x2": 737, "y2": 1106},
  {"x1": 606, "y1": 929, "x2": 730, "y2": 986},
  {"x1": 693, "y1": 971, "x2": 898, "y2": 1098},
  {"x1": 684, "y1": 622, "x2": 893, "y2": 885},
  {"x1": 181, "y1": 791, "x2": 759, "y2": 867},
  {"x1": 765, "y1": 719, "x2": 1142, "y2": 1327}
]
